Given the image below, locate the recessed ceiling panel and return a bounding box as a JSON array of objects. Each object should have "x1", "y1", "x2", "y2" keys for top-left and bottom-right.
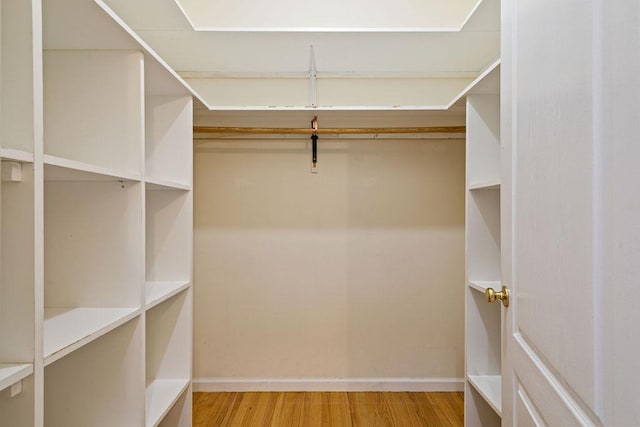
[{"x1": 176, "y1": 0, "x2": 479, "y2": 31}]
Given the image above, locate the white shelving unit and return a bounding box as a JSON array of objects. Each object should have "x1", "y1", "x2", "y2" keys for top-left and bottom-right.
[
  {"x1": 143, "y1": 49, "x2": 193, "y2": 427},
  {"x1": 0, "y1": 0, "x2": 195, "y2": 425},
  {"x1": 465, "y1": 66, "x2": 503, "y2": 427}
]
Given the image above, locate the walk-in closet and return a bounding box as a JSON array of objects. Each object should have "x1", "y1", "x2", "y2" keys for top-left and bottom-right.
[{"x1": 1, "y1": 0, "x2": 639, "y2": 426}]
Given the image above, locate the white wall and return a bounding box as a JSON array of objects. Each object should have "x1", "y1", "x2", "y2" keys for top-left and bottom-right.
[{"x1": 193, "y1": 138, "x2": 465, "y2": 389}]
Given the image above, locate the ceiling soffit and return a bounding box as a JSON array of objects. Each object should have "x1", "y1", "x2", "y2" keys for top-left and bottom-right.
[{"x1": 102, "y1": 0, "x2": 499, "y2": 110}]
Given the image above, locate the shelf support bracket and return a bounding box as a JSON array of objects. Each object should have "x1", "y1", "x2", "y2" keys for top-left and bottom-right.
[
  {"x1": 309, "y1": 46, "x2": 318, "y2": 108},
  {"x1": 1, "y1": 161, "x2": 23, "y2": 182},
  {"x1": 2, "y1": 380, "x2": 23, "y2": 398}
]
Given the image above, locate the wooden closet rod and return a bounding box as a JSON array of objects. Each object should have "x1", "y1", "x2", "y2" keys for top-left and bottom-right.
[{"x1": 193, "y1": 126, "x2": 466, "y2": 135}]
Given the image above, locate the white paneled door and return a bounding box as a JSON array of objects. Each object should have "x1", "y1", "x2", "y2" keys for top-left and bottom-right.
[{"x1": 501, "y1": 0, "x2": 640, "y2": 426}]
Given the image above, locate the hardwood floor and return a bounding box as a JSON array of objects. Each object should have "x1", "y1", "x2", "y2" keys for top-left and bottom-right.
[{"x1": 193, "y1": 392, "x2": 464, "y2": 426}]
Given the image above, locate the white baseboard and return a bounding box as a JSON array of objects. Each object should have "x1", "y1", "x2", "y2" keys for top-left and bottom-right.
[{"x1": 193, "y1": 378, "x2": 464, "y2": 392}]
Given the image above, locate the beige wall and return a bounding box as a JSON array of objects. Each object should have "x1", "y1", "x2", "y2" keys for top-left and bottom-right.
[{"x1": 194, "y1": 138, "x2": 465, "y2": 382}]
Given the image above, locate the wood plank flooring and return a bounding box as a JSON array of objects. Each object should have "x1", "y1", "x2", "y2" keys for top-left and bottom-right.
[{"x1": 193, "y1": 392, "x2": 464, "y2": 426}]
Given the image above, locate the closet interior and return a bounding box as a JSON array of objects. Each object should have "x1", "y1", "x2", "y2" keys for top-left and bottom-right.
[{"x1": 1, "y1": 0, "x2": 505, "y2": 426}]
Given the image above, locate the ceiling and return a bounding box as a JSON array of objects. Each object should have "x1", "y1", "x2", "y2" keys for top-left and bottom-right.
[{"x1": 101, "y1": 0, "x2": 500, "y2": 116}]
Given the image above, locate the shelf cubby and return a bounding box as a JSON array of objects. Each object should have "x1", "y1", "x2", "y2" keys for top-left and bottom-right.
[
  {"x1": 146, "y1": 379, "x2": 190, "y2": 427},
  {"x1": 43, "y1": 49, "x2": 143, "y2": 177},
  {"x1": 466, "y1": 380, "x2": 502, "y2": 427},
  {"x1": 465, "y1": 257, "x2": 502, "y2": 427},
  {"x1": 466, "y1": 289, "x2": 501, "y2": 376},
  {"x1": 146, "y1": 190, "x2": 192, "y2": 283},
  {"x1": 44, "y1": 180, "x2": 143, "y2": 363},
  {"x1": 145, "y1": 95, "x2": 193, "y2": 188},
  {"x1": 156, "y1": 387, "x2": 191, "y2": 427},
  {"x1": 1, "y1": 0, "x2": 36, "y2": 154},
  {"x1": 145, "y1": 290, "x2": 192, "y2": 426},
  {"x1": 0, "y1": 161, "x2": 35, "y2": 380},
  {"x1": 44, "y1": 181, "x2": 143, "y2": 306},
  {"x1": 466, "y1": 95, "x2": 500, "y2": 186},
  {"x1": 44, "y1": 317, "x2": 144, "y2": 427},
  {"x1": 467, "y1": 189, "x2": 501, "y2": 283}
]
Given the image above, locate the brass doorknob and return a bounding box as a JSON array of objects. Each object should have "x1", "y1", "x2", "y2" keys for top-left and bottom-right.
[{"x1": 485, "y1": 285, "x2": 509, "y2": 307}]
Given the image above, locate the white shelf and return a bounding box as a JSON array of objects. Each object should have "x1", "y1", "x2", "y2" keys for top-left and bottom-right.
[
  {"x1": 43, "y1": 307, "x2": 140, "y2": 366},
  {"x1": 0, "y1": 149, "x2": 34, "y2": 163},
  {"x1": 146, "y1": 177, "x2": 191, "y2": 191},
  {"x1": 450, "y1": 59, "x2": 501, "y2": 106},
  {"x1": 0, "y1": 364, "x2": 33, "y2": 392},
  {"x1": 145, "y1": 281, "x2": 191, "y2": 310},
  {"x1": 44, "y1": 155, "x2": 141, "y2": 182},
  {"x1": 468, "y1": 374, "x2": 502, "y2": 416},
  {"x1": 469, "y1": 180, "x2": 501, "y2": 190},
  {"x1": 145, "y1": 379, "x2": 190, "y2": 427},
  {"x1": 43, "y1": 50, "x2": 144, "y2": 176},
  {"x1": 468, "y1": 280, "x2": 500, "y2": 293}
]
